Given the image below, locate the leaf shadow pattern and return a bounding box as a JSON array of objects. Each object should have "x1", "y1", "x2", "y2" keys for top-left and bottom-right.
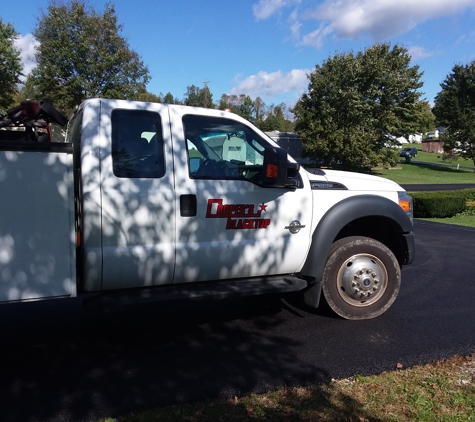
[
  {"x1": 0, "y1": 295, "x2": 376, "y2": 422},
  {"x1": 0, "y1": 297, "x2": 386, "y2": 422}
]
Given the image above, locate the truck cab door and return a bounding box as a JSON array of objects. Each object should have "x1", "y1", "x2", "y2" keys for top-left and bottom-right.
[
  {"x1": 98, "y1": 102, "x2": 176, "y2": 290},
  {"x1": 170, "y1": 107, "x2": 313, "y2": 284}
]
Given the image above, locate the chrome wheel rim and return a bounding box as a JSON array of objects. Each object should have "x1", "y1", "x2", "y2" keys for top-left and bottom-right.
[{"x1": 336, "y1": 253, "x2": 388, "y2": 307}]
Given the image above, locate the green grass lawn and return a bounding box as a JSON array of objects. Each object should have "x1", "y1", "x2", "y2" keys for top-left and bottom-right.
[
  {"x1": 373, "y1": 161, "x2": 475, "y2": 227},
  {"x1": 421, "y1": 215, "x2": 475, "y2": 227},
  {"x1": 375, "y1": 163, "x2": 475, "y2": 185},
  {"x1": 399, "y1": 143, "x2": 473, "y2": 167},
  {"x1": 374, "y1": 143, "x2": 475, "y2": 185},
  {"x1": 102, "y1": 354, "x2": 475, "y2": 422}
]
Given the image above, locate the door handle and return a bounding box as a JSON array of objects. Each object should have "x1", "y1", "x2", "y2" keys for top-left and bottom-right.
[{"x1": 180, "y1": 194, "x2": 197, "y2": 217}]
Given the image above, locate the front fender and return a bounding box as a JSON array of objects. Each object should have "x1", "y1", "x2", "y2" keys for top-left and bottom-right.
[{"x1": 301, "y1": 194, "x2": 414, "y2": 284}]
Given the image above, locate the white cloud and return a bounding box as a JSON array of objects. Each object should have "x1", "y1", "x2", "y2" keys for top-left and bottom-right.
[
  {"x1": 14, "y1": 34, "x2": 39, "y2": 81},
  {"x1": 301, "y1": 25, "x2": 333, "y2": 48},
  {"x1": 255, "y1": 0, "x2": 475, "y2": 47},
  {"x1": 230, "y1": 69, "x2": 309, "y2": 100},
  {"x1": 312, "y1": 0, "x2": 474, "y2": 42},
  {"x1": 407, "y1": 45, "x2": 433, "y2": 60},
  {"x1": 288, "y1": 9, "x2": 302, "y2": 40},
  {"x1": 253, "y1": 0, "x2": 299, "y2": 20}
]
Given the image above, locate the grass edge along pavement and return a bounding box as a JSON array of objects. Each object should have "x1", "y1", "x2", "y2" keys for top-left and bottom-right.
[{"x1": 102, "y1": 354, "x2": 475, "y2": 422}]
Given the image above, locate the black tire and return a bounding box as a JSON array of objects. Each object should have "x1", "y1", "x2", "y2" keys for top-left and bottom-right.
[{"x1": 322, "y1": 236, "x2": 401, "y2": 320}]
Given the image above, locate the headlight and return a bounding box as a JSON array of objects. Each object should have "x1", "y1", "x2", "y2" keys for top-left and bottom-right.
[{"x1": 398, "y1": 191, "x2": 413, "y2": 222}]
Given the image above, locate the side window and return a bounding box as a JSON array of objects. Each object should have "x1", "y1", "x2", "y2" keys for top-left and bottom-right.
[
  {"x1": 66, "y1": 110, "x2": 83, "y2": 171},
  {"x1": 66, "y1": 110, "x2": 83, "y2": 146},
  {"x1": 183, "y1": 115, "x2": 268, "y2": 183},
  {"x1": 112, "y1": 109, "x2": 165, "y2": 178}
]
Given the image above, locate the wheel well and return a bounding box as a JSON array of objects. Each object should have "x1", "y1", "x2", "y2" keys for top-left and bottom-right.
[{"x1": 333, "y1": 216, "x2": 407, "y2": 265}]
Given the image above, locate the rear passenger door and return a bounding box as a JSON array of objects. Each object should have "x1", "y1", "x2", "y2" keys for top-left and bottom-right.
[{"x1": 99, "y1": 102, "x2": 176, "y2": 291}]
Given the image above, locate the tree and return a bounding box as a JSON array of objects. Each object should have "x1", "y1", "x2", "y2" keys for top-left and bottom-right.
[
  {"x1": 32, "y1": 1, "x2": 150, "y2": 114},
  {"x1": 184, "y1": 84, "x2": 214, "y2": 108},
  {"x1": 0, "y1": 19, "x2": 22, "y2": 112},
  {"x1": 18, "y1": 74, "x2": 40, "y2": 101},
  {"x1": 433, "y1": 61, "x2": 475, "y2": 168},
  {"x1": 218, "y1": 94, "x2": 255, "y2": 120},
  {"x1": 218, "y1": 94, "x2": 243, "y2": 114},
  {"x1": 293, "y1": 43, "x2": 424, "y2": 170},
  {"x1": 133, "y1": 87, "x2": 161, "y2": 103},
  {"x1": 239, "y1": 95, "x2": 254, "y2": 122},
  {"x1": 253, "y1": 97, "x2": 265, "y2": 126},
  {"x1": 414, "y1": 100, "x2": 435, "y2": 133},
  {"x1": 163, "y1": 92, "x2": 181, "y2": 104},
  {"x1": 184, "y1": 85, "x2": 201, "y2": 106},
  {"x1": 260, "y1": 103, "x2": 294, "y2": 132}
]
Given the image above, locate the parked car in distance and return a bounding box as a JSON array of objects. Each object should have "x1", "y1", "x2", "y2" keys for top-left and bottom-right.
[{"x1": 399, "y1": 147, "x2": 418, "y2": 157}]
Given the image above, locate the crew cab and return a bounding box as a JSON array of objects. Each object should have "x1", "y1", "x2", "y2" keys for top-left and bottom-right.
[{"x1": 0, "y1": 99, "x2": 414, "y2": 320}]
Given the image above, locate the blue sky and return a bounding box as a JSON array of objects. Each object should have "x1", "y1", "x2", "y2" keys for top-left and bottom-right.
[{"x1": 4, "y1": 0, "x2": 475, "y2": 108}]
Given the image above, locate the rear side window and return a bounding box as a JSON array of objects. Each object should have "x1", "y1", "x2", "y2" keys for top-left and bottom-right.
[{"x1": 111, "y1": 109, "x2": 165, "y2": 178}]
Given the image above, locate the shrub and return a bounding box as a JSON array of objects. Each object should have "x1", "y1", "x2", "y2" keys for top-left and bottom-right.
[{"x1": 411, "y1": 190, "x2": 475, "y2": 218}]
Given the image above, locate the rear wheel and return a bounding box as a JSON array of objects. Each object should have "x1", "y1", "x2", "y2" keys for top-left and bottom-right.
[{"x1": 322, "y1": 236, "x2": 401, "y2": 320}]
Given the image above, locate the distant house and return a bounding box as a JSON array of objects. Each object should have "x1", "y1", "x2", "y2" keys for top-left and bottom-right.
[
  {"x1": 396, "y1": 136, "x2": 408, "y2": 144},
  {"x1": 425, "y1": 129, "x2": 439, "y2": 140},
  {"x1": 423, "y1": 128, "x2": 447, "y2": 149},
  {"x1": 388, "y1": 133, "x2": 423, "y2": 146},
  {"x1": 436, "y1": 126, "x2": 446, "y2": 136},
  {"x1": 409, "y1": 134, "x2": 423, "y2": 143}
]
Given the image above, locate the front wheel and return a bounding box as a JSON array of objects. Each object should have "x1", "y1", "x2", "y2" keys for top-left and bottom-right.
[{"x1": 322, "y1": 236, "x2": 401, "y2": 320}]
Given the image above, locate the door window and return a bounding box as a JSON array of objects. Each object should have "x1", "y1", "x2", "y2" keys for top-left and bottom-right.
[
  {"x1": 183, "y1": 115, "x2": 268, "y2": 183},
  {"x1": 111, "y1": 109, "x2": 165, "y2": 178}
]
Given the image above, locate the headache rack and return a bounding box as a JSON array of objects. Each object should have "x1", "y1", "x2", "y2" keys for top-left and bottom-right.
[{"x1": 0, "y1": 100, "x2": 68, "y2": 143}]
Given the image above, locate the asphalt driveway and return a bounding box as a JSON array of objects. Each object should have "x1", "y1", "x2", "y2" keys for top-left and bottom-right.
[{"x1": 0, "y1": 220, "x2": 474, "y2": 422}]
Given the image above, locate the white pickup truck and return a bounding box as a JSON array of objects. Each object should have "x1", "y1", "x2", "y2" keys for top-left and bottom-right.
[{"x1": 0, "y1": 99, "x2": 414, "y2": 320}]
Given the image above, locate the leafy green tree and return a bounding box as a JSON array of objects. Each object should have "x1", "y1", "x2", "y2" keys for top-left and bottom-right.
[
  {"x1": 0, "y1": 19, "x2": 22, "y2": 112},
  {"x1": 218, "y1": 94, "x2": 242, "y2": 113},
  {"x1": 184, "y1": 84, "x2": 214, "y2": 108},
  {"x1": 18, "y1": 74, "x2": 40, "y2": 101},
  {"x1": 433, "y1": 61, "x2": 475, "y2": 168},
  {"x1": 218, "y1": 94, "x2": 233, "y2": 111},
  {"x1": 239, "y1": 95, "x2": 254, "y2": 122},
  {"x1": 32, "y1": 0, "x2": 150, "y2": 114},
  {"x1": 201, "y1": 83, "x2": 214, "y2": 108},
  {"x1": 260, "y1": 103, "x2": 294, "y2": 132},
  {"x1": 253, "y1": 97, "x2": 265, "y2": 126},
  {"x1": 216, "y1": 94, "x2": 294, "y2": 130},
  {"x1": 184, "y1": 85, "x2": 201, "y2": 106},
  {"x1": 163, "y1": 92, "x2": 180, "y2": 104},
  {"x1": 414, "y1": 100, "x2": 436, "y2": 133},
  {"x1": 219, "y1": 94, "x2": 255, "y2": 120},
  {"x1": 133, "y1": 88, "x2": 161, "y2": 103},
  {"x1": 293, "y1": 43, "x2": 424, "y2": 170}
]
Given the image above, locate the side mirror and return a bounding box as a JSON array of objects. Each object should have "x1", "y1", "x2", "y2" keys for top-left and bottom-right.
[{"x1": 262, "y1": 146, "x2": 300, "y2": 188}]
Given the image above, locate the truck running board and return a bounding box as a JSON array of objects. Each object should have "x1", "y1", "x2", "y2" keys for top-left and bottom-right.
[{"x1": 83, "y1": 276, "x2": 307, "y2": 309}]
